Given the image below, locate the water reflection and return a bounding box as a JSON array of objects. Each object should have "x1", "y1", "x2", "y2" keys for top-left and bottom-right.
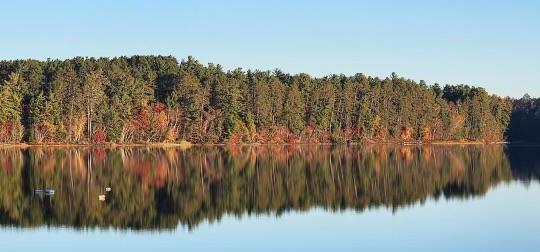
[{"x1": 0, "y1": 145, "x2": 537, "y2": 230}]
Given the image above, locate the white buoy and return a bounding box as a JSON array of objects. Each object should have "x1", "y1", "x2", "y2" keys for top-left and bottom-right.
[
  {"x1": 105, "y1": 187, "x2": 111, "y2": 192},
  {"x1": 98, "y1": 195, "x2": 106, "y2": 201}
]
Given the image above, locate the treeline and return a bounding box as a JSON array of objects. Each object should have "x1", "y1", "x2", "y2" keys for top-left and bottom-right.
[
  {"x1": 507, "y1": 94, "x2": 540, "y2": 143},
  {"x1": 0, "y1": 56, "x2": 524, "y2": 144}
]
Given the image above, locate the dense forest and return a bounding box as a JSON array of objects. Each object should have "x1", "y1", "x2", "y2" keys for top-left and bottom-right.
[
  {"x1": 507, "y1": 94, "x2": 540, "y2": 143},
  {"x1": 0, "y1": 56, "x2": 537, "y2": 144},
  {"x1": 2, "y1": 145, "x2": 537, "y2": 230}
]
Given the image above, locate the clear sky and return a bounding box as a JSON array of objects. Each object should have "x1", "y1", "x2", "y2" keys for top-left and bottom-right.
[{"x1": 1, "y1": 0, "x2": 539, "y2": 97}]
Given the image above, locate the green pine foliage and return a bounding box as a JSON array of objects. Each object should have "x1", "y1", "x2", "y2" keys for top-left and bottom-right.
[{"x1": 0, "y1": 56, "x2": 530, "y2": 144}]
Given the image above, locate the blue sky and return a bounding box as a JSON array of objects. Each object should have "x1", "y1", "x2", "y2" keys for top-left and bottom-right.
[{"x1": 1, "y1": 0, "x2": 539, "y2": 97}]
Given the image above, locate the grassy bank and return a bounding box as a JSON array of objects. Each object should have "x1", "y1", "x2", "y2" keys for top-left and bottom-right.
[
  {"x1": 0, "y1": 140, "x2": 514, "y2": 149},
  {"x1": 0, "y1": 140, "x2": 193, "y2": 149}
]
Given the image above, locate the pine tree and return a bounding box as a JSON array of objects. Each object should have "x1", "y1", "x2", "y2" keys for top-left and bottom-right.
[
  {"x1": 284, "y1": 82, "x2": 305, "y2": 134},
  {"x1": 0, "y1": 73, "x2": 24, "y2": 142},
  {"x1": 82, "y1": 69, "x2": 107, "y2": 142}
]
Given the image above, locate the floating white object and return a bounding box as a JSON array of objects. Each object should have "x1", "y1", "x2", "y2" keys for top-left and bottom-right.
[
  {"x1": 35, "y1": 189, "x2": 55, "y2": 195},
  {"x1": 105, "y1": 187, "x2": 111, "y2": 192},
  {"x1": 98, "y1": 195, "x2": 106, "y2": 201}
]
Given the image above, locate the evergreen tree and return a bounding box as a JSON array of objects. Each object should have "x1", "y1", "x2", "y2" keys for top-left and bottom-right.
[
  {"x1": 0, "y1": 73, "x2": 24, "y2": 142},
  {"x1": 82, "y1": 69, "x2": 107, "y2": 141},
  {"x1": 284, "y1": 82, "x2": 305, "y2": 134}
]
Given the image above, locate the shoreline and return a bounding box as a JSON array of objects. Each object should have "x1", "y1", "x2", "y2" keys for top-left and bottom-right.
[
  {"x1": 1, "y1": 141, "x2": 535, "y2": 149},
  {"x1": 0, "y1": 141, "x2": 194, "y2": 149}
]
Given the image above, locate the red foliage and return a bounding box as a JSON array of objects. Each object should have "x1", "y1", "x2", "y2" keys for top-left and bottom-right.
[
  {"x1": 93, "y1": 130, "x2": 106, "y2": 143},
  {"x1": 155, "y1": 110, "x2": 168, "y2": 131},
  {"x1": 0, "y1": 122, "x2": 14, "y2": 142},
  {"x1": 132, "y1": 108, "x2": 151, "y2": 131},
  {"x1": 286, "y1": 134, "x2": 298, "y2": 144},
  {"x1": 154, "y1": 102, "x2": 166, "y2": 113},
  {"x1": 305, "y1": 125, "x2": 314, "y2": 136},
  {"x1": 272, "y1": 128, "x2": 288, "y2": 143},
  {"x1": 228, "y1": 132, "x2": 242, "y2": 145}
]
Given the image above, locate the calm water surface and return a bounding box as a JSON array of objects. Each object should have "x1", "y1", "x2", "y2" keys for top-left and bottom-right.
[{"x1": 0, "y1": 145, "x2": 539, "y2": 251}]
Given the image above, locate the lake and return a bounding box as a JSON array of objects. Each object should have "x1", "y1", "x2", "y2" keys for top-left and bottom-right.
[{"x1": 0, "y1": 145, "x2": 539, "y2": 251}]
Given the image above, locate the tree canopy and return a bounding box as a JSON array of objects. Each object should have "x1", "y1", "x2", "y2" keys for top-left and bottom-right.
[{"x1": 0, "y1": 56, "x2": 534, "y2": 144}]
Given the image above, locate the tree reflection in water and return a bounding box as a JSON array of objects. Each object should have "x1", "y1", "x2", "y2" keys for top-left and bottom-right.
[{"x1": 0, "y1": 145, "x2": 537, "y2": 230}]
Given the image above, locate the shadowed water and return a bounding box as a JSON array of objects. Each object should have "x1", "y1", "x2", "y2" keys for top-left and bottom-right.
[{"x1": 0, "y1": 145, "x2": 539, "y2": 251}]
